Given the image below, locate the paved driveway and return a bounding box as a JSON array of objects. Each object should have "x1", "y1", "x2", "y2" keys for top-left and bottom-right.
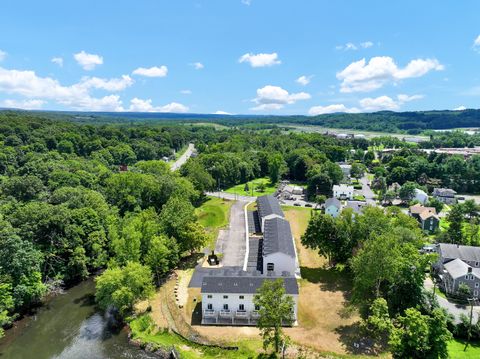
[
  {"x1": 206, "y1": 191, "x2": 256, "y2": 202},
  {"x1": 189, "y1": 199, "x2": 249, "y2": 288},
  {"x1": 425, "y1": 278, "x2": 480, "y2": 323},
  {"x1": 359, "y1": 175, "x2": 376, "y2": 205},
  {"x1": 171, "y1": 143, "x2": 195, "y2": 171}
]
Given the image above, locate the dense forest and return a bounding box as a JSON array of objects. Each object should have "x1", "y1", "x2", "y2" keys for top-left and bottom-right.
[{"x1": 14, "y1": 108, "x2": 480, "y2": 134}]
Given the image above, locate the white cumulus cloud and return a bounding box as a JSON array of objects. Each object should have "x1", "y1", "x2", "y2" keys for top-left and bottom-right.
[
  {"x1": 180, "y1": 89, "x2": 192, "y2": 95},
  {"x1": 128, "y1": 98, "x2": 188, "y2": 113},
  {"x1": 454, "y1": 105, "x2": 467, "y2": 111},
  {"x1": 79, "y1": 75, "x2": 134, "y2": 91},
  {"x1": 337, "y1": 56, "x2": 444, "y2": 93},
  {"x1": 360, "y1": 41, "x2": 374, "y2": 49},
  {"x1": 251, "y1": 85, "x2": 310, "y2": 111},
  {"x1": 1, "y1": 99, "x2": 45, "y2": 110},
  {"x1": 336, "y1": 41, "x2": 374, "y2": 51},
  {"x1": 296, "y1": 75, "x2": 312, "y2": 86},
  {"x1": 132, "y1": 65, "x2": 168, "y2": 77},
  {"x1": 51, "y1": 57, "x2": 64, "y2": 67},
  {"x1": 359, "y1": 94, "x2": 423, "y2": 111},
  {"x1": 214, "y1": 110, "x2": 231, "y2": 115},
  {"x1": 239, "y1": 52, "x2": 281, "y2": 68},
  {"x1": 308, "y1": 104, "x2": 360, "y2": 115},
  {"x1": 0, "y1": 50, "x2": 7, "y2": 62},
  {"x1": 74, "y1": 51, "x2": 103, "y2": 71},
  {"x1": 191, "y1": 62, "x2": 204, "y2": 70}
]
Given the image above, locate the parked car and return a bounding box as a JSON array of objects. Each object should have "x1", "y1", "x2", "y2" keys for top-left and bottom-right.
[
  {"x1": 305, "y1": 203, "x2": 313, "y2": 207},
  {"x1": 293, "y1": 202, "x2": 301, "y2": 206}
]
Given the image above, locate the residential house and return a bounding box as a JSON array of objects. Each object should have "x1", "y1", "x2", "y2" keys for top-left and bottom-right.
[
  {"x1": 433, "y1": 188, "x2": 457, "y2": 205},
  {"x1": 435, "y1": 243, "x2": 480, "y2": 296},
  {"x1": 345, "y1": 200, "x2": 367, "y2": 215},
  {"x1": 338, "y1": 164, "x2": 352, "y2": 179},
  {"x1": 284, "y1": 184, "x2": 304, "y2": 195},
  {"x1": 201, "y1": 273, "x2": 299, "y2": 325},
  {"x1": 413, "y1": 188, "x2": 428, "y2": 204},
  {"x1": 202, "y1": 195, "x2": 299, "y2": 326},
  {"x1": 325, "y1": 197, "x2": 342, "y2": 218},
  {"x1": 262, "y1": 217, "x2": 298, "y2": 275},
  {"x1": 409, "y1": 204, "x2": 439, "y2": 232},
  {"x1": 256, "y1": 195, "x2": 284, "y2": 232},
  {"x1": 333, "y1": 184, "x2": 354, "y2": 200}
]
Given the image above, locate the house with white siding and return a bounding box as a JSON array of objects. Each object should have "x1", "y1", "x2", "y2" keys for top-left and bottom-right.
[
  {"x1": 333, "y1": 184, "x2": 354, "y2": 200},
  {"x1": 201, "y1": 195, "x2": 299, "y2": 326}
]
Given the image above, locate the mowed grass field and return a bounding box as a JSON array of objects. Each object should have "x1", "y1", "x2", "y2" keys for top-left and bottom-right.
[
  {"x1": 195, "y1": 196, "x2": 233, "y2": 248},
  {"x1": 448, "y1": 339, "x2": 480, "y2": 358},
  {"x1": 224, "y1": 177, "x2": 277, "y2": 197}
]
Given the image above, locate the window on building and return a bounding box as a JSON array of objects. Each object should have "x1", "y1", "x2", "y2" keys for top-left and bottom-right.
[
  {"x1": 475, "y1": 290, "x2": 479, "y2": 297},
  {"x1": 223, "y1": 304, "x2": 229, "y2": 310},
  {"x1": 207, "y1": 303, "x2": 213, "y2": 310},
  {"x1": 207, "y1": 295, "x2": 212, "y2": 299},
  {"x1": 267, "y1": 263, "x2": 274, "y2": 271},
  {"x1": 476, "y1": 283, "x2": 479, "y2": 288},
  {"x1": 223, "y1": 295, "x2": 228, "y2": 299},
  {"x1": 239, "y1": 295, "x2": 244, "y2": 299},
  {"x1": 239, "y1": 304, "x2": 245, "y2": 311},
  {"x1": 471, "y1": 275, "x2": 475, "y2": 280},
  {"x1": 476, "y1": 262, "x2": 479, "y2": 267},
  {"x1": 254, "y1": 305, "x2": 260, "y2": 311}
]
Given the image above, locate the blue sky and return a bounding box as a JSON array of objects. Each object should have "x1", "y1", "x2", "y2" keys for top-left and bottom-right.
[{"x1": 0, "y1": 0, "x2": 479, "y2": 115}]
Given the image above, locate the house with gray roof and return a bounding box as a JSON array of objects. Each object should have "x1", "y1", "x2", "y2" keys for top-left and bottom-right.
[
  {"x1": 262, "y1": 217, "x2": 297, "y2": 275},
  {"x1": 433, "y1": 188, "x2": 457, "y2": 204},
  {"x1": 325, "y1": 197, "x2": 342, "y2": 217},
  {"x1": 202, "y1": 195, "x2": 299, "y2": 326},
  {"x1": 201, "y1": 271, "x2": 299, "y2": 325},
  {"x1": 435, "y1": 243, "x2": 480, "y2": 297},
  {"x1": 345, "y1": 200, "x2": 367, "y2": 215},
  {"x1": 256, "y1": 195, "x2": 284, "y2": 231}
]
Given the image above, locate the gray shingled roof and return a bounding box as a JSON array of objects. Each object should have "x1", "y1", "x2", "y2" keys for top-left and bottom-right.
[
  {"x1": 201, "y1": 275, "x2": 299, "y2": 294},
  {"x1": 257, "y1": 195, "x2": 284, "y2": 220},
  {"x1": 433, "y1": 188, "x2": 457, "y2": 197},
  {"x1": 444, "y1": 258, "x2": 480, "y2": 279},
  {"x1": 325, "y1": 197, "x2": 341, "y2": 209},
  {"x1": 439, "y1": 243, "x2": 480, "y2": 263},
  {"x1": 345, "y1": 200, "x2": 367, "y2": 214},
  {"x1": 263, "y1": 217, "x2": 295, "y2": 257}
]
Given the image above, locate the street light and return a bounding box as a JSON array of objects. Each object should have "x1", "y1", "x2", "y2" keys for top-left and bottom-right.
[{"x1": 465, "y1": 296, "x2": 477, "y2": 352}]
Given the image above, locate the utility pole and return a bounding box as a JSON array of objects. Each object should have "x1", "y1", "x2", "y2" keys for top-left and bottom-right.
[{"x1": 465, "y1": 297, "x2": 475, "y2": 351}]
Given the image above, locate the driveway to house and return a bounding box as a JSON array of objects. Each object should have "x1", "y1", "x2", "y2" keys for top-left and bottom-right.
[
  {"x1": 425, "y1": 278, "x2": 480, "y2": 323},
  {"x1": 359, "y1": 175, "x2": 376, "y2": 205},
  {"x1": 189, "y1": 199, "x2": 249, "y2": 287},
  {"x1": 206, "y1": 191, "x2": 256, "y2": 202},
  {"x1": 170, "y1": 143, "x2": 195, "y2": 171}
]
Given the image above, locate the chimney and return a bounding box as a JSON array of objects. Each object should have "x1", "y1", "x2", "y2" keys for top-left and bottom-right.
[{"x1": 468, "y1": 267, "x2": 473, "y2": 273}]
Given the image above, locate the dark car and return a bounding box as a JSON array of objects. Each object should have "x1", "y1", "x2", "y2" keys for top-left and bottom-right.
[
  {"x1": 305, "y1": 203, "x2": 313, "y2": 207},
  {"x1": 293, "y1": 202, "x2": 301, "y2": 206}
]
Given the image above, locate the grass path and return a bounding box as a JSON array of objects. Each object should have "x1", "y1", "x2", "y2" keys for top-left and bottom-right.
[
  {"x1": 224, "y1": 177, "x2": 277, "y2": 197},
  {"x1": 195, "y1": 196, "x2": 233, "y2": 249}
]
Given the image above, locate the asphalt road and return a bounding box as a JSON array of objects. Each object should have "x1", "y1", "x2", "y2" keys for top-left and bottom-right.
[
  {"x1": 170, "y1": 143, "x2": 195, "y2": 171},
  {"x1": 206, "y1": 191, "x2": 256, "y2": 202},
  {"x1": 358, "y1": 175, "x2": 376, "y2": 205},
  {"x1": 425, "y1": 278, "x2": 480, "y2": 323}
]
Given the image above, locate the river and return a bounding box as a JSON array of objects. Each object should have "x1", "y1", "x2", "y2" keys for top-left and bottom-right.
[{"x1": 0, "y1": 279, "x2": 158, "y2": 359}]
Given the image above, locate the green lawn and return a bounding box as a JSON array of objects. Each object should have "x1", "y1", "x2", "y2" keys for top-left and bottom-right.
[
  {"x1": 129, "y1": 315, "x2": 260, "y2": 359},
  {"x1": 195, "y1": 196, "x2": 233, "y2": 248},
  {"x1": 448, "y1": 339, "x2": 480, "y2": 358},
  {"x1": 224, "y1": 177, "x2": 277, "y2": 197}
]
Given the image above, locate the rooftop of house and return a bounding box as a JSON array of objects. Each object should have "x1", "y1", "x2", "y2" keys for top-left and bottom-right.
[
  {"x1": 325, "y1": 197, "x2": 342, "y2": 209},
  {"x1": 444, "y1": 258, "x2": 480, "y2": 279},
  {"x1": 201, "y1": 274, "x2": 299, "y2": 295},
  {"x1": 409, "y1": 204, "x2": 437, "y2": 215},
  {"x1": 414, "y1": 188, "x2": 428, "y2": 196},
  {"x1": 345, "y1": 200, "x2": 367, "y2": 214},
  {"x1": 257, "y1": 195, "x2": 284, "y2": 220},
  {"x1": 439, "y1": 243, "x2": 480, "y2": 263},
  {"x1": 433, "y1": 188, "x2": 457, "y2": 197},
  {"x1": 333, "y1": 184, "x2": 354, "y2": 192},
  {"x1": 419, "y1": 210, "x2": 439, "y2": 221},
  {"x1": 263, "y1": 217, "x2": 295, "y2": 257}
]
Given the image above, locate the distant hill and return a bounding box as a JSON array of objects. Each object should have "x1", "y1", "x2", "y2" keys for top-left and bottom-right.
[{"x1": 2, "y1": 108, "x2": 480, "y2": 134}]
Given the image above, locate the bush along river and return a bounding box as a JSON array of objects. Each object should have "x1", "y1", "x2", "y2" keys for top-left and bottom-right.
[{"x1": 0, "y1": 278, "x2": 158, "y2": 359}]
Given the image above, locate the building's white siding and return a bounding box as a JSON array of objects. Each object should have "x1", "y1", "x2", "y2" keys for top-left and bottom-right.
[
  {"x1": 263, "y1": 252, "x2": 296, "y2": 275},
  {"x1": 333, "y1": 185, "x2": 354, "y2": 200},
  {"x1": 414, "y1": 189, "x2": 428, "y2": 204}
]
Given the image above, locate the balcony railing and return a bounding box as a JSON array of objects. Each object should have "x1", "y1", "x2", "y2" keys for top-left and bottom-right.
[{"x1": 219, "y1": 309, "x2": 232, "y2": 317}]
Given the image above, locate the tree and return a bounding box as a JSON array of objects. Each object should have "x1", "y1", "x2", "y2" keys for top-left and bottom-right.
[
  {"x1": 267, "y1": 153, "x2": 287, "y2": 184},
  {"x1": 301, "y1": 213, "x2": 353, "y2": 265},
  {"x1": 399, "y1": 182, "x2": 417, "y2": 203},
  {"x1": 426, "y1": 198, "x2": 444, "y2": 214},
  {"x1": 351, "y1": 162, "x2": 366, "y2": 180},
  {"x1": 458, "y1": 283, "x2": 471, "y2": 300},
  {"x1": 363, "y1": 298, "x2": 391, "y2": 342},
  {"x1": 257, "y1": 182, "x2": 266, "y2": 193},
  {"x1": 95, "y1": 262, "x2": 154, "y2": 317},
  {"x1": 448, "y1": 204, "x2": 465, "y2": 244},
  {"x1": 145, "y1": 235, "x2": 179, "y2": 284},
  {"x1": 0, "y1": 283, "x2": 14, "y2": 338},
  {"x1": 389, "y1": 308, "x2": 451, "y2": 359},
  {"x1": 244, "y1": 182, "x2": 250, "y2": 193},
  {"x1": 254, "y1": 279, "x2": 295, "y2": 353}
]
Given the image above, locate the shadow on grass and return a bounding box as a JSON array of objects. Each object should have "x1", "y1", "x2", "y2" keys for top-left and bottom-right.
[
  {"x1": 178, "y1": 253, "x2": 205, "y2": 270},
  {"x1": 190, "y1": 302, "x2": 203, "y2": 326},
  {"x1": 335, "y1": 322, "x2": 379, "y2": 356},
  {"x1": 300, "y1": 266, "x2": 353, "y2": 294}
]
